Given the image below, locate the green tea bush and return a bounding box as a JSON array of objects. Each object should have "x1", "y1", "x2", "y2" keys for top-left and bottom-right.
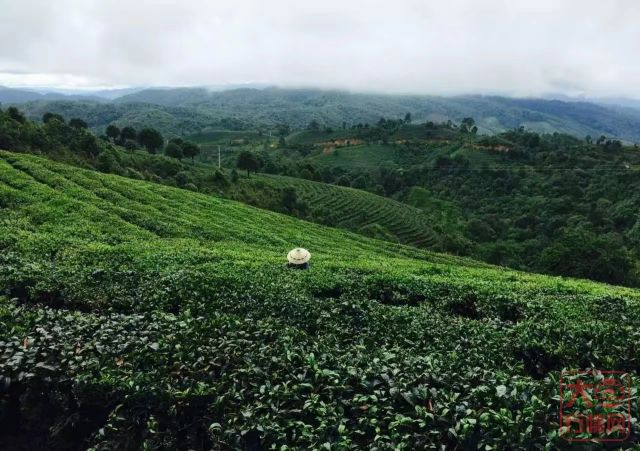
[{"x1": 0, "y1": 151, "x2": 639, "y2": 449}]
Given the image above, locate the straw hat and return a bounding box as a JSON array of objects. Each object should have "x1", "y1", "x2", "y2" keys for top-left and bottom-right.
[{"x1": 287, "y1": 247, "x2": 311, "y2": 264}]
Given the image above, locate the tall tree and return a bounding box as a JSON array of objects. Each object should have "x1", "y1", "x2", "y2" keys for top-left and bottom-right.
[
  {"x1": 79, "y1": 133, "x2": 100, "y2": 157},
  {"x1": 236, "y1": 150, "x2": 260, "y2": 177},
  {"x1": 7, "y1": 107, "x2": 26, "y2": 123},
  {"x1": 461, "y1": 117, "x2": 475, "y2": 133},
  {"x1": 181, "y1": 141, "x2": 200, "y2": 162},
  {"x1": 106, "y1": 124, "x2": 120, "y2": 142},
  {"x1": 137, "y1": 128, "x2": 164, "y2": 154},
  {"x1": 120, "y1": 126, "x2": 137, "y2": 141},
  {"x1": 43, "y1": 112, "x2": 65, "y2": 124},
  {"x1": 164, "y1": 142, "x2": 183, "y2": 160},
  {"x1": 69, "y1": 118, "x2": 88, "y2": 129}
]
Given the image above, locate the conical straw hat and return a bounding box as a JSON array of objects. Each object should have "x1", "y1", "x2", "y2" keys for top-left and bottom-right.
[{"x1": 287, "y1": 248, "x2": 311, "y2": 264}]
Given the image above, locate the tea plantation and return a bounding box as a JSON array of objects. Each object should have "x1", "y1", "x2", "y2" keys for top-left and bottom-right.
[
  {"x1": 244, "y1": 174, "x2": 442, "y2": 248},
  {"x1": 1, "y1": 150, "x2": 639, "y2": 449}
]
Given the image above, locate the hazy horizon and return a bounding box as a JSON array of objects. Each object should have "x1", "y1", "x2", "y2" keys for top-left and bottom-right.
[
  {"x1": 4, "y1": 84, "x2": 640, "y2": 105},
  {"x1": 1, "y1": 0, "x2": 639, "y2": 98}
]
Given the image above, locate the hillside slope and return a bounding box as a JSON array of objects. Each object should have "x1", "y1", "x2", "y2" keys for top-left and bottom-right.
[
  {"x1": 234, "y1": 174, "x2": 449, "y2": 249},
  {"x1": 116, "y1": 87, "x2": 640, "y2": 141},
  {"x1": 9, "y1": 86, "x2": 640, "y2": 141},
  {"x1": 1, "y1": 151, "x2": 638, "y2": 448},
  {"x1": 14, "y1": 100, "x2": 225, "y2": 136},
  {"x1": 71, "y1": 142, "x2": 461, "y2": 251}
]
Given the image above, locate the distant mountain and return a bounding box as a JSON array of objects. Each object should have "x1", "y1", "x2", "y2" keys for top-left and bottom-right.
[
  {"x1": 592, "y1": 99, "x2": 640, "y2": 115},
  {"x1": 0, "y1": 86, "x2": 67, "y2": 103},
  {"x1": 5, "y1": 86, "x2": 640, "y2": 142},
  {"x1": 77, "y1": 87, "x2": 145, "y2": 100},
  {"x1": 115, "y1": 87, "x2": 640, "y2": 142},
  {"x1": 0, "y1": 86, "x2": 106, "y2": 103},
  {"x1": 542, "y1": 93, "x2": 640, "y2": 111}
]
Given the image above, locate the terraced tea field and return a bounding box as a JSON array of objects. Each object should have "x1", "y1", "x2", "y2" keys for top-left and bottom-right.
[
  {"x1": 0, "y1": 150, "x2": 639, "y2": 449},
  {"x1": 307, "y1": 144, "x2": 402, "y2": 169},
  {"x1": 249, "y1": 174, "x2": 442, "y2": 248}
]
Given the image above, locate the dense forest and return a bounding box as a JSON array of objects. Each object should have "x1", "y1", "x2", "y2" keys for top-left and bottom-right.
[
  {"x1": 2, "y1": 105, "x2": 640, "y2": 287},
  {"x1": 4, "y1": 86, "x2": 640, "y2": 141}
]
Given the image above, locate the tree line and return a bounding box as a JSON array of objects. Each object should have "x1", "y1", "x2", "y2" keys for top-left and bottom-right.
[{"x1": 103, "y1": 123, "x2": 201, "y2": 161}]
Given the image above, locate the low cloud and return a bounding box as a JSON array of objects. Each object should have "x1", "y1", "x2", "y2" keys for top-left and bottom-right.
[{"x1": 0, "y1": 0, "x2": 639, "y2": 97}]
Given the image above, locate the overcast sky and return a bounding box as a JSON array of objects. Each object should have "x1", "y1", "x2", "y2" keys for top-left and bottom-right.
[{"x1": 1, "y1": 0, "x2": 639, "y2": 97}]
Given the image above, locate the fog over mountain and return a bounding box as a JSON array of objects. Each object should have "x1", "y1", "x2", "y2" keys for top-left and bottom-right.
[{"x1": 1, "y1": 0, "x2": 639, "y2": 98}]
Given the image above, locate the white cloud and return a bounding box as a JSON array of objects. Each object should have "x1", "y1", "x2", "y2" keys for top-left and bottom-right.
[{"x1": 0, "y1": 0, "x2": 639, "y2": 97}]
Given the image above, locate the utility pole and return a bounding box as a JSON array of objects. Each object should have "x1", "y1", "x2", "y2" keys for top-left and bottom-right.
[{"x1": 218, "y1": 145, "x2": 221, "y2": 169}]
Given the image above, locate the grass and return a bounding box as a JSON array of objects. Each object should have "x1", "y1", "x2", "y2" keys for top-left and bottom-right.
[{"x1": 0, "y1": 150, "x2": 639, "y2": 448}]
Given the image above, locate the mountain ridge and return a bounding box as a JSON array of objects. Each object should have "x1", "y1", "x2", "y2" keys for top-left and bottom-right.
[{"x1": 4, "y1": 86, "x2": 640, "y2": 142}]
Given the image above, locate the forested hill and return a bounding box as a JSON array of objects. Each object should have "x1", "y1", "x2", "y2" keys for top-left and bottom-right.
[
  {"x1": 5, "y1": 86, "x2": 640, "y2": 142},
  {"x1": 115, "y1": 88, "x2": 640, "y2": 141},
  {"x1": 3, "y1": 104, "x2": 640, "y2": 288}
]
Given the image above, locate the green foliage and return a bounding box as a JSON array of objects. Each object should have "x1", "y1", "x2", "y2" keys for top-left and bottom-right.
[
  {"x1": 105, "y1": 124, "x2": 120, "y2": 141},
  {"x1": 1, "y1": 151, "x2": 639, "y2": 449},
  {"x1": 42, "y1": 112, "x2": 65, "y2": 124},
  {"x1": 96, "y1": 148, "x2": 122, "y2": 173},
  {"x1": 205, "y1": 171, "x2": 226, "y2": 191},
  {"x1": 335, "y1": 174, "x2": 351, "y2": 186},
  {"x1": 0, "y1": 110, "x2": 464, "y2": 257},
  {"x1": 10, "y1": 88, "x2": 640, "y2": 144},
  {"x1": 0, "y1": 107, "x2": 107, "y2": 162},
  {"x1": 164, "y1": 142, "x2": 183, "y2": 160},
  {"x1": 7, "y1": 106, "x2": 26, "y2": 124},
  {"x1": 247, "y1": 175, "x2": 445, "y2": 249},
  {"x1": 174, "y1": 170, "x2": 192, "y2": 187},
  {"x1": 539, "y1": 228, "x2": 634, "y2": 285},
  {"x1": 137, "y1": 127, "x2": 164, "y2": 154},
  {"x1": 236, "y1": 150, "x2": 261, "y2": 176},
  {"x1": 280, "y1": 186, "x2": 307, "y2": 217},
  {"x1": 76, "y1": 132, "x2": 100, "y2": 157},
  {"x1": 181, "y1": 141, "x2": 200, "y2": 161},
  {"x1": 120, "y1": 125, "x2": 137, "y2": 141},
  {"x1": 105, "y1": 88, "x2": 640, "y2": 141},
  {"x1": 460, "y1": 117, "x2": 478, "y2": 134},
  {"x1": 69, "y1": 117, "x2": 88, "y2": 129},
  {"x1": 261, "y1": 123, "x2": 640, "y2": 286},
  {"x1": 3, "y1": 107, "x2": 640, "y2": 286}
]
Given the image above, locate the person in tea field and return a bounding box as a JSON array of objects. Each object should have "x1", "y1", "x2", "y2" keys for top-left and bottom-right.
[{"x1": 287, "y1": 248, "x2": 311, "y2": 270}]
